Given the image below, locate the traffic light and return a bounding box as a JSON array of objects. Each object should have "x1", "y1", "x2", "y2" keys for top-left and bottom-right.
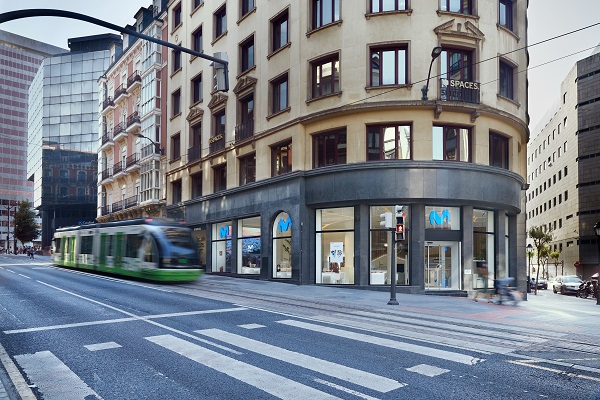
[
  {"x1": 394, "y1": 205, "x2": 403, "y2": 219},
  {"x1": 395, "y1": 217, "x2": 405, "y2": 241},
  {"x1": 380, "y1": 212, "x2": 392, "y2": 229}
]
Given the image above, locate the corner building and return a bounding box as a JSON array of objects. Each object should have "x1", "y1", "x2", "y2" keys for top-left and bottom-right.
[{"x1": 166, "y1": 0, "x2": 528, "y2": 294}]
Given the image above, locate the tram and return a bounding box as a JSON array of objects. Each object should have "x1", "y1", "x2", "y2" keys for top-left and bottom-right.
[{"x1": 51, "y1": 218, "x2": 202, "y2": 282}]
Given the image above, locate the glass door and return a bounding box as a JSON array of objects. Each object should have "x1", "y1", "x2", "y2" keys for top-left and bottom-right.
[{"x1": 424, "y1": 241, "x2": 461, "y2": 290}]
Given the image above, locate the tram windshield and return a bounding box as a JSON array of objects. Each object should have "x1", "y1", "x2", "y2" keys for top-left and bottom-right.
[{"x1": 160, "y1": 227, "x2": 199, "y2": 267}]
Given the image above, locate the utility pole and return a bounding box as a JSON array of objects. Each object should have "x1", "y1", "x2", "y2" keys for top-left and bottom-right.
[{"x1": 4, "y1": 203, "x2": 15, "y2": 253}]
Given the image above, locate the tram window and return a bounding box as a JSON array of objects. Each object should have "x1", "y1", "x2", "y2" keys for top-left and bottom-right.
[
  {"x1": 107, "y1": 235, "x2": 114, "y2": 256},
  {"x1": 125, "y1": 234, "x2": 143, "y2": 258},
  {"x1": 54, "y1": 238, "x2": 61, "y2": 252},
  {"x1": 81, "y1": 236, "x2": 93, "y2": 254}
]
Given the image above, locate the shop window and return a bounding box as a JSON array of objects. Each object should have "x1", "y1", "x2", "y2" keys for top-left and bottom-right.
[
  {"x1": 311, "y1": 54, "x2": 340, "y2": 99},
  {"x1": 212, "y1": 221, "x2": 232, "y2": 272},
  {"x1": 272, "y1": 141, "x2": 292, "y2": 176},
  {"x1": 316, "y1": 207, "x2": 354, "y2": 285},
  {"x1": 432, "y1": 126, "x2": 471, "y2": 162},
  {"x1": 311, "y1": 0, "x2": 340, "y2": 30},
  {"x1": 367, "y1": 125, "x2": 411, "y2": 160},
  {"x1": 473, "y1": 209, "x2": 495, "y2": 282},
  {"x1": 313, "y1": 128, "x2": 347, "y2": 168},
  {"x1": 239, "y1": 216, "x2": 261, "y2": 274},
  {"x1": 370, "y1": 46, "x2": 407, "y2": 86},
  {"x1": 489, "y1": 132, "x2": 509, "y2": 169},
  {"x1": 271, "y1": 8, "x2": 289, "y2": 53},
  {"x1": 273, "y1": 212, "x2": 292, "y2": 278},
  {"x1": 370, "y1": 0, "x2": 407, "y2": 13},
  {"x1": 369, "y1": 206, "x2": 410, "y2": 286},
  {"x1": 439, "y1": 0, "x2": 472, "y2": 14}
]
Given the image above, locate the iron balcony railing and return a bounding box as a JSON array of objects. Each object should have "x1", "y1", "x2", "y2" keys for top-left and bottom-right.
[
  {"x1": 113, "y1": 161, "x2": 124, "y2": 175},
  {"x1": 235, "y1": 118, "x2": 254, "y2": 142},
  {"x1": 101, "y1": 167, "x2": 113, "y2": 181},
  {"x1": 114, "y1": 122, "x2": 125, "y2": 136},
  {"x1": 124, "y1": 195, "x2": 138, "y2": 209},
  {"x1": 439, "y1": 78, "x2": 481, "y2": 104},
  {"x1": 114, "y1": 83, "x2": 127, "y2": 100},
  {"x1": 101, "y1": 205, "x2": 111, "y2": 216},
  {"x1": 127, "y1": 111, "x2": 141, "y2": 127},
  {"x1": 209, "y1": 126, "x2": 226, "y2": 153},
  {"x1": 102, "y1": 97, "x2": 114, "y2": 111},
  {"x1": 111, "y1": 199, "x2": 124, "y2": 212},
  {"x1": 188, "y1": 143, "x2": 202, "y2": 163},
  {"x1": 127, "y1": 71, "x2": 141, "y2": 88},
  {"x1": 126, "y1": 153, "x2": 139, "y2": 169}
]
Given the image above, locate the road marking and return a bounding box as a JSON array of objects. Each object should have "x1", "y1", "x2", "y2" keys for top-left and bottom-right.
[
  {"x1": 238, "y1": 323, "x2": 266, "y2": 329},
  {"x1": 313, "y1": 378, "x2": 381, "y2": 400},
  {"x1": 278, "y1": 320, "x2": 484, "y2": 365},
  {"x1": 406, "y1": 364, "x2": 449, "y2": 377},
  {"x1": 507, "y1": 360, "x2": 600, "y2": 382},
  {"x1": 18, "y1": 274, "x2": 31, "y2": 279},
  {"x1": 84, "y1": 342, "x2": 122, "y2": 351},
  {"x1": 0, "y1": 343, "x2": 36, "y2": 400},
  {"x1": 6, "y1": 269, "x2": 15, "y2": 273},
  {"x1": 4, "y1": 307, "x2": 247, "y2": 335},
  {"x1": 14, "y1": 350, "x2": 102, "y2": 400},
  {"x1": 196, "y1": 328, "x2": 405, "y2": 392},
  {"x1": 146, "y1": 334, "x2": 342, "y2": 400}
]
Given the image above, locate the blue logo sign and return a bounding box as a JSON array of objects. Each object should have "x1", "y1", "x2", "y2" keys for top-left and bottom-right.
[
  {"x1": 219, "y1": 226, "x2": 230, "y2": 239},
  {"x1": 277, "y1": 216, "x2": 292, "y2": 233},
  {"x1": 429, "y1": 210, "x2": 451, "y2": 226}
]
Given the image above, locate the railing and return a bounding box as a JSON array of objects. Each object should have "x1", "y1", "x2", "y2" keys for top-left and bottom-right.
[
  {"x1": 114, "y1": 83, "x2": 127, "y2": 100},
  {"x1": 127, "y1": 71, "x2": 141, "y2": 88},
  {"x1": 439, "y1": 78, "x2": 480, "y2": 104},
  {"x1": 124, "y1": 195, "x2": 138, "y2": 209},
  {"x1": 126, "y1": 153, "x2": 139, "y2": 169},
  {"x1": 111, "y1": 199, "x2": 124, "y2": 212},
  {"x1": 114, "y1": 122, "x2": 125, "y2": 136},
  {"x1": 101, "y1": 205, "x2": 111, "y2": 216},
  {"x1": 141, "y1": 142, "x2": 161, "y2": 159},
  {"x1": 127, "y1": 111, "x2": 141, "y2": 127},
  {"x1": 102, "y1": 97, "x2": 114, "y2": 110},
  {"x1": 101, "y1": 132, "x2": 113, "y2": 146},
  {"x1": 101, "y1": 167, "x2": 113, "y2": 181},
  {"x1": 113, "y1": 161, "x2": 124, "y2": 175},
  {"x1": 209, "y1": 126, "x2": 225, "y2": 153},
  {"x1": 235, "y1": 118, "x2": 254, "y2": 142},
  {"x1": 188, "y1": 143, "x2": 202, "y2": 163}
]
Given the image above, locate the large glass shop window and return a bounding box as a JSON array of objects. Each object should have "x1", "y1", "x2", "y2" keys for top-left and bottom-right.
[
  {"x1": 238, "y1": 216, "x2": 261, "y2": 274},
  {"x1": 273, "y1": 212, "x2": 292, "y2": 278},
  {"x1": 212, "y1": 221, "x2": 232, "y2": 272},
  {"x1": 192, "y1": 228, "x2": 207, "y2": 270},
  {"x1": 369, "y1": 206, "x2": 410, "y2": 285},
  {"x1": 425, "y1": 206, "x2": 460, "y2": 230},
  {"x1": 473, "y1": 209, "x2": 495, "y2": 289},
  {"x1": 316, "y1": 207, "x2": 354, "y2": 284}
]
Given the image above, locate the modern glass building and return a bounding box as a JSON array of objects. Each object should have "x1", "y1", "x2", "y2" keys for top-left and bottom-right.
[{"x1": 27, "y1": 34, "x2": 122, "y2": 247}]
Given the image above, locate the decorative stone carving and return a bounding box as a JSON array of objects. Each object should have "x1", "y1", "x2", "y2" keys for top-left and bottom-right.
[
  {"x1": 233, "y1": 75, "x2": 257, "y2": 95},
  {"x1": 207, "y1": 92, "x2": 228, "y2": 110},
  {"x1": 186, "y1": 107, "x2": 204, "y2": 123}
]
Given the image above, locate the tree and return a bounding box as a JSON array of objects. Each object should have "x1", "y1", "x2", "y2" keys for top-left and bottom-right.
[
  {"x1": 549, "y1": 250, "x2": 562, "y2": 277},
  {"x1": 13, "y1": 200, "x2": 41, "y2": 246},
  {"x1": 528, "y1": 225, "x2": 553, "y2": 295}
]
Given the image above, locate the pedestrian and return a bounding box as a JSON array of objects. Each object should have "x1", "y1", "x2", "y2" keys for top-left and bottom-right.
[{"x1": 473, "y1": 261, "x2": 493, "y2": 303}]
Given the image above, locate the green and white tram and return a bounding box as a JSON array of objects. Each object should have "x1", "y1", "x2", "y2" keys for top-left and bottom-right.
[{"x1": 51, "y1": 218, "x2": 202, "y2": 282}]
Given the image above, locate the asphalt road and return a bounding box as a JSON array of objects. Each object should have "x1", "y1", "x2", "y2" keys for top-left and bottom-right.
[{"x1": 1, "y1": 255, "x2": 599, "y2": 400}]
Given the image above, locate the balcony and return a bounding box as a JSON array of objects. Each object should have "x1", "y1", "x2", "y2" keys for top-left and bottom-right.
[
  {"x1": 114, "y1": 83, "x2": 128, "y2": 104},
  {"x1": 100, "y1": 131, "x2": 114, "y2": 152},
  {"x1": 101, "y1": 167, "x2": 113, "y2": 182},
  {"x1": 187, "y1": 143, "x2": 202, "y2": 164},
  {"x1": 235, "y1": 118, "x2": 254, "y2": 142},
  {"x1": 113, "y1": 122, "x2": 127, "y2": 142},
  {"x1": 140, "y1": 142, "x2": 162, "y2": 160},
  {"x1": 101, "y1": 97, "x2": 115, "y2": 114},
  {"x1": 439, "y1": 78, "x2": 480, "y2": 104},
  {"x1": 209, "y1": 128, "x2": 225, "y2": 154},
  {"x1": 111, "y1": 199, "x2": 124, "y2": 213},
  {"x1": 113, "y1": 160, "x2": 126, "y2": 179},
  {"x1": 125, "y1": 153, "x2": 140, "y2": 172},
  {"x1": 125, "y1": 111, "x2": 141, "y2": 133},
  {"x1": 127, "y1": 71, "x2": 141, "y2": 93},
  {"x1": 101, "y1": 205, "x2": 111, "y2": 216},
  {"x1": 124, "y1": 195, "x2": 138, "y2": 209}
]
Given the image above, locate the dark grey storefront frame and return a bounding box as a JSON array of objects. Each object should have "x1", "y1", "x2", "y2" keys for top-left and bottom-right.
[{"x1": 169, "y1": 161, "x2": 524, "y2": 292}]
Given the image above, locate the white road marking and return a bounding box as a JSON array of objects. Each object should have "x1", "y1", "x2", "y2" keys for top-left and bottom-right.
[
  {"x1": 0, "y1": 343, "x2": 36, "y2": 400},
  {"x1": 84, "y1": 342, "x2": 122, "y2": 351},
  {"x1": 196, "y1": 328, "x2": 405, "y2": 392},
  {"x1": 238, "y1": 323, "x2": 266, "y2": 329},
  {"x1": 14, "y1": 351, "x2": 102, "y2": 400},
  {"x1": 406, "y1": 364, "x2": 449, "y2": 377},
  {"x1": 18, "y1": 274, "x2": 31, "y2": 279},
  {"x1": 278, "y1": 320, "x2": 484, "y2": 365},
  {"x1": 4, "y1": 307, "x2": 247, "y2": 335},
  {"x1": 146, "y1": 334, "x2": 342, "y2": 400},
  {"x1": 313, "y1": 378, "x2": 382, "y2": 400},
  {"x1": 6, "y1": 269, "x2": 15, "y2": 273},
  {"x1": 507, "y1": 360, "x2": 600, "y2": 382}
]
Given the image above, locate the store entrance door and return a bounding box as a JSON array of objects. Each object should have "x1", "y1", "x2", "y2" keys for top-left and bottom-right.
[{"x1": 424, "y1": 241, "x2": 460, "y2": 290}]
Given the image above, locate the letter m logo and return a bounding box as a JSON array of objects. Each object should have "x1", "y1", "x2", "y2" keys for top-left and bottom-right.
[
  {"x1": 219, "y1": 226, "x2": 230, "y2": 238},
  {"x1": 277, "y1": 216, "x2": 292, "y2": 233}
]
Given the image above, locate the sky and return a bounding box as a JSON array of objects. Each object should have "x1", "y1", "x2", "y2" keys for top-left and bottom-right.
[{"x1": 1, "y1": 0, "x2": 600, "y2": 131}]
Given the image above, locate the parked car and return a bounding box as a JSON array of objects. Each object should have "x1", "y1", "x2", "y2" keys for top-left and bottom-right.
[
  {"x1": 531, "y1": 278, "x2": 547, "y2": 290},
  {"x1": 552, "y1": 275, "x2": 583, "y2": 295}
]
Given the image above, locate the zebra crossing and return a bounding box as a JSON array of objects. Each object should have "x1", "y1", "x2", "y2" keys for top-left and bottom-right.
[{"x1": 7, "y1": 312, "x2": 563, "y2": 400}]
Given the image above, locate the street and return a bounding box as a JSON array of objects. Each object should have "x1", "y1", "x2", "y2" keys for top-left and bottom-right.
[{"x1": 1, "y1": 255, "x2": 599, "y2": 400}]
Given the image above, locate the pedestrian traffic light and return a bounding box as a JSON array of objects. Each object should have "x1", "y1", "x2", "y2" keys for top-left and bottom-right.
[
  {"x1": 394, "y1": 205, "x2": 403, "y2": 218},
  {"x1": 380, "y1": 212, "x2": 392, "y2": 229},
  {"x1": 396, "y1": 216, "x2": 405, "y2": 241}
]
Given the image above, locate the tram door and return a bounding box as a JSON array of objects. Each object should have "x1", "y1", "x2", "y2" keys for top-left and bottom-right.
[{"x1": 424, "y1": 242, "x2": 461, "y2": 290}]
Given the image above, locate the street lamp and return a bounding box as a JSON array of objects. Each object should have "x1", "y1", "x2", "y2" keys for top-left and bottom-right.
[
  {"x1": 594, "y1": 222, "x2": 600, "y2": 305},
  {"x1": 527, "y1": 243, "x2": 533, "y2": 294},
  {"x1": 421, "y1": 46, "x2": 443, "y2": 101},
  {"x1": 134, "y1": 133, "x2": 163, "y2": 155}
]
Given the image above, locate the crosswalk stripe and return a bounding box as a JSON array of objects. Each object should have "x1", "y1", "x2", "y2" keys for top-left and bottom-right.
[
  {"x1": 146, "y1": 334, "x2": 342, "y2": 400},
  {"x1": 196, "y1": 328, "x2": 405, "y2": 393},
  {"x1": 84, "y1": 342, "x2": 122, "y2": 351},
  {"x1": 313, "y1": 378, "x2": 381, "y2": 400},
  {"x1": 14, "y1": 351, "x2": 101, "y2": 400},
  {"x1": 406, "y1": 364, "x2": 449, "y2": 377},
  {"x1": 277, "y1": 320, "x2": 484, "y2": 365}
]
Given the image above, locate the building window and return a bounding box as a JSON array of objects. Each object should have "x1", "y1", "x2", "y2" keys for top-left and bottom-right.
[
  {"x1": 312, "y1": 0, "x2": 340, "y2": 30},
  {"x1": 371, "y1": 0, "x2": 407, "y2": 13},
  {"x1": 215, "y1": 5, "x2": 227, "y2": 38},
  {"x1": 193, "y1": 0, "x2": 203, "y2": 10},
  {"x1": 273, "y1": 212, "x2": 292, "y2": 278},
  {"x1": 236, "y1": 93, "x2": 254, "y2": 141},
  {"x1": 173, "y1": 3, "x2": 182, "y2": 28},
  {"x1": 473, "y1": 210, "x2": 496, "y2": 284},
  {"x1": 272, "y1": 141, "x2": 292, "y2": 176},
  {"x1": 370, "y1": 47, "x2": 407, "y2": 86},
  {"x1": 499, "y1": 60, "x2": 514, "y2": 99},
  {"x1": 367, "y1": 125, "x2": 411, "y2": 160},
  {"x1": 171, "y1": 133, "x2": 181, "y2": 160},
  {"x1": 499, "y1": 0, "x2": 513, "y2": 31},
  {"x1": 239, "y1": 153, "x2": 256, "y2": 185},
  {"x1": 191, "y1": 172, "x2": 202, "y2": 198},
  {"x1": 441, "y1": 49, "x2": 473, "y2": 81},
  {"x1": 271, "y1": 9, "x2": 289, "y2": 53},
  {"x1": 432, "y1": 126, "x2": 471, "y2": 162},
  {"x1": 214, "y1": 109, "x2": 225, "y2": 137},
  {"x1": 313, "y1": 128, "x2": 347, "y2": 168},
  {"x1": 214, "y1": 164, "x2": 227, "y2": 192},
  {"x1": 271, "y1": 73, "x2": 288, "y2": 114},
  {"x1": 370, "y1": 206, "x2": 410, "y2": 285},
  {"x1": 239, "y1": 216, "x2": 261, "y2": 274},
  {"x1": 191, "y1": 74, "x2": 202, "y2": 104},
  {"x1": 212, "y1": 221, "x2": 232, "y2": 272},
  {"x1": 490, "y1": 132, "x2": 509, "y2": 169},
  {"x1": 172, "y1": 89, "x2": 181, "y2": 116},
  {"x1": 192, "y1": 26, "x2": 203, "y2": 53},
  {"x1": 172, "y1": 49, "x2": 182, "y2": 72},
  {"x1": 311, "y1": 54, "x2": 340, "y2": 99},
  {"x1": 316, "y1": 207, "x2": 354, "y2": 285},
  {"x1": 241, "y1": 0, "x2": 255, "y2": 17},
  {"x1": 240, "y1": 35, "x2": 255, "y2": 73},
  {"x1": 172, "y1": 179, "x2": 182, "y2": 204},
  {"x1": 439, "y1": 0, "x2": 472, "y2": 14}
]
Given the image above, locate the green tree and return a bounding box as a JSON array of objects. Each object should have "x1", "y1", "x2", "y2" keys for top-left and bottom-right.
[
  {"x1": 549, "y1": 250, "x2": 562, "y2": 278},
  {"x1": 528, "y1": 225, "x2": 553, "y2": 295},
  {"x1": 14, "y1": 200, "x2": 41, "y2": 246}
]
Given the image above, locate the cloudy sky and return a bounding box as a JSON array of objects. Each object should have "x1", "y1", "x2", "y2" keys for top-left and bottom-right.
[{"x1": 2, "y1": 0, "x2": 600, "y2": 130}]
